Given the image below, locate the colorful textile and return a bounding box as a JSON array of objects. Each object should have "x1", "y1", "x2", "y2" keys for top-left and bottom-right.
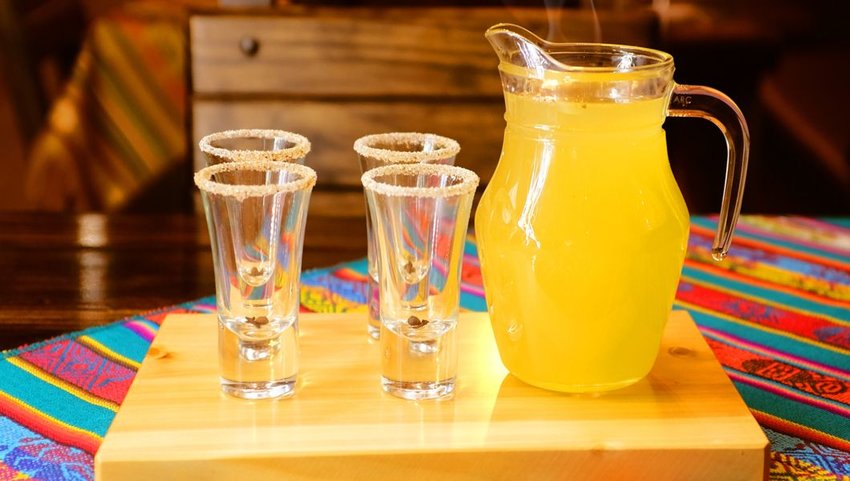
[
  {"x1": 1, "y1": 216, "x2": 849, "y2": 480},
  {"x1": 24, "y1": 3, "x2": 185, "y2": 211}
]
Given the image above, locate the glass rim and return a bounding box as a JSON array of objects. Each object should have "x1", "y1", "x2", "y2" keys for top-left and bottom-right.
[
  {"x1": 353, "y1": 132, "x2": 460, "y2": 164},
  {"x1": 199, "y1": 129, "x2": 311, "y2": 162},
  {"x1": 361, "y1": 163, "x2": 479, "y2": 198},
  {"x1": 194, "y1": 160, "x2": 317, "y2": 198}
]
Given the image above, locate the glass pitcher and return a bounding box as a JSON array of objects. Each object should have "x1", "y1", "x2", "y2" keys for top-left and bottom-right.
[{"x1": 475, "y1": 24, "x2": 748, "y2": 393}]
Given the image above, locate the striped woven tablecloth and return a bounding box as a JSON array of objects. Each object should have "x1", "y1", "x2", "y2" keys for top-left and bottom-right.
[
  {"x1": 24, "y1": 3, "x2": 185, "y2": 211},
  {"x1": 1, "y1": 216, "x2": 848, "y2": 480}
]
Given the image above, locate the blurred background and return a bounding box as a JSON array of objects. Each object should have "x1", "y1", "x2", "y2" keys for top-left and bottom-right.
[{"x1": 1, "y1": 0, "x2": 848, "y2": 214}]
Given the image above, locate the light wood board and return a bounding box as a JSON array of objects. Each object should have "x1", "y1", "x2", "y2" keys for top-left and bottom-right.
[{"x1": 95, "y1": 312, "x2": 768, "y2": 481}]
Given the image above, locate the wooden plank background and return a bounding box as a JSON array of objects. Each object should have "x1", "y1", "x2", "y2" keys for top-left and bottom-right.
[
  {"x1": 189, "y1": 6, "x2": 659, "y2": 197},
  {"x1": 192, "y1": 100, "x2": 505, "y2": 188}
]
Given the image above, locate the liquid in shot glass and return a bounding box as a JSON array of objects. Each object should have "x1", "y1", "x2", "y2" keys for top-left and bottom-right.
[
  {"x1": 361, "y1": 163, "x2": 478, "y2": 400},
  {"x1": 353, "y1": 133, "x2": 460, "y2": 340},
  {"x1": 195, "y1": 160, "x2": 316, "y2": 400}
]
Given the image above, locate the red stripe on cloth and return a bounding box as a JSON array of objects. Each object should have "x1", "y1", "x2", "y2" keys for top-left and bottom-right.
[
  {"x1": 461, "y1": 261, "x2": 483, "y2": 288},
  {"x1": 145, "y1": 307, "x2": 192, "y2": 325},
  {"x1": 678, "y1": 281, "x2": 850, "y2": 350},
  {"x1": 700, "y1": 325, "x2": 850, "y2": 380},
  {"x1": 728, "y1": 369, "x2": 850, "y2": 418},
  {"x1": 334, "y1": 268, "x2": 368, "y2": 283},
  {"x1": 0, "y1": 391, "x2": 100, "y2": 455},
  {"x1": 0, "y1": 461, "x2": 25, "y2": 480},
  {"x1": 706, "y1": 337, "x2": 850, "y2": 405},
  {"x1": 683, "y1": 259, "x2": 850, "y2": 309},
  {"x1": 123, "y1": 320, "x2": 156, "y2": 342},
  {"x1": 753, "y1": 409, "x2": 850, "y2": 453},
  {"x1": 19, "y1": 340, "x2": 137, "y2": 405}
]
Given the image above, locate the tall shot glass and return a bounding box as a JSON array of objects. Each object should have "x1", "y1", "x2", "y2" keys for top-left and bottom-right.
[
  {"x1": 353, "y1": 133, "x2": 460, "y2": 340},
  {"x1": 361, "y1": 163, "x2": 479, "y2": 400},
  {"x1": 199, "y1": 129, "x2": 311, "y2": 166},
  {"x1": 194, "y1": 160, "x2": 316, "y2": 400}
]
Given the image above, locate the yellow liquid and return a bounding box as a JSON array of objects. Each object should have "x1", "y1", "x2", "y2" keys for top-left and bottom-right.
[{"x1": 475, "y1": 90, "x2": 690, "y2": 392}]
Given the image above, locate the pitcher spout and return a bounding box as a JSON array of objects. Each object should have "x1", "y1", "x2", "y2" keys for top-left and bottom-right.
[{"x1": 485, "y1": 24, "x2": 566, "y2": 75}]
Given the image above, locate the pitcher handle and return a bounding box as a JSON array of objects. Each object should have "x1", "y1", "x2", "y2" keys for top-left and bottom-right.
[{"x1": 668, "y1": 84, "x2": 750, "y2": 261}]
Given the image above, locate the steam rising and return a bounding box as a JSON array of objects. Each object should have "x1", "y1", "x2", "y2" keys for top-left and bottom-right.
[{"x1": 543, "y1": 0, "x2": 602, "y2": 43}]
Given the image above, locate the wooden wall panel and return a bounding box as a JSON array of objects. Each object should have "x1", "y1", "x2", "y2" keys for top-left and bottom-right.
[
  {"x1": 189, "y1": 6, "x2": 659, "y2": 215},
  {"x1": 190, "y1": 7, "x2": 658, "y2": 96},
  {"x1": 190, "y1": 9, "x2": 505, "y2": 96},
  {"x1": 192, "y1": 99, "x2": 506, "y2": 188}
]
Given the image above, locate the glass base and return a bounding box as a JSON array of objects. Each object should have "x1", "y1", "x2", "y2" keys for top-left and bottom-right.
[
  {"x1": 367, "y1": 322, "x2": 380, "y2": 340},
  {"x1": 220, "y1": 377, "x2": 296, "y2": 400},
  {"x1": 513, "y1": 373, "x2": 645, "y2": 393},
  {"x1": 381, "y1": 376, "x2": 455, "y2": 400}
]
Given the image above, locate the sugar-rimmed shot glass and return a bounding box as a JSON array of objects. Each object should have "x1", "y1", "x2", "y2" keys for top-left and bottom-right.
[
  {"x1": 361, "y1": 163, "x2": 479, "y2": 400},
  {"x1": 199, "y1": 129, "x2": 311, "y2": 166},
  {"x1": 354, "y1": 133, "x2": 460, "y2": 340},
  {"x1": 194, "y1": 160, "x2": 316, "y2": 400}
]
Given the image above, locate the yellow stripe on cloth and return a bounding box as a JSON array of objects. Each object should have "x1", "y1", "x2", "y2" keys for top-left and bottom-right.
[
  {"x1": 688, "y1": 247, "x2": 850, "y2": 302},
  {"x1": 301, "y1": 286, "x2": 369, "y2": 314},
  {"x1": 77, "y1": 335, "x2": 141, "y2": 370},
  {"x1": 0, "y1": 390, "x2": 103, "y2": 446},
  {"x1": 5, "y1": 357, "x2": 119, "y2": 412}
]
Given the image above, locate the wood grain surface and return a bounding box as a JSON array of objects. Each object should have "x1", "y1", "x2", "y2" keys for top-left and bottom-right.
[
  {"x1": 0, "y1": 192, "x2": 366, "y2": 350},
  {"x1": 95, "y1": 311, "x2": 768, "y2": 481},
  {"x1": 187, "y1": 6, "x2": 659, "y2": 189},
  {"x1": 189, "y1": 7, "x2": 659, "y2": 96}
]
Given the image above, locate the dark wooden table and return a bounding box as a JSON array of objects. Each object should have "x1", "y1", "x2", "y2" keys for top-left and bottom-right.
[{"x1": 0, "y1": 192, "x2": 367, "y2": 350}]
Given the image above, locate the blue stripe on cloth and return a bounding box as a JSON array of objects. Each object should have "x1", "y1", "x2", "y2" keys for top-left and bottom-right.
[
  {"x1": 680, "y1": 307, "x2": 850, "y2": 369},
  {"x1": 0, "y1": 415, "x2": 94, "y2": 480},
  {"x1": 302, "y1": 272, "x2": 368, "y2": 305},
  {"x1": 460, "y1": 290, "x2": 487, "y2": 312},
  {"x1": 463, "y1": 238, "x2": 479, "y2": 260},
  {"x1": 689, "y1": 234, "x2": 850, "y2": 286},
  {"x1": 0, "y1": 361, "x2": 114, "y2": 437},
  {"x1": 692, "y1": 217, "x2": 850, "y2": 263},
  {"x1": 680, "y1": 265, "x2": 850, "y2": 321},
  {"x1": 84, "y1": 324, "x2": 152, "y2": 364},
  {"x1": 734, "y1": 381, "x2": 850, "y2": 442},
  {"x1": 824, "y1": 218, "x2": 850, "y2": 229}
]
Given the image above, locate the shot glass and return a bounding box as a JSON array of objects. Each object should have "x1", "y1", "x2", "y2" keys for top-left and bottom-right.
[
  {"x1": 353, "y1": 133, "x2": 460, "y2": 340},
  {"x1": 199, "y1": 129, "x2": 311, "y2": 166},
  {"x1": 361, "y1": 163, "x2": 479, "y2": 400},
  {"x1": 194, "y1": 160, "x2": 316, "y2": 400}
]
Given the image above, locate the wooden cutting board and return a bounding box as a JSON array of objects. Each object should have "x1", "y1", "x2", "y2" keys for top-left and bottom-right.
[{"x1": 95, "y1": 312, "x2": 768, "y2": 481}]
